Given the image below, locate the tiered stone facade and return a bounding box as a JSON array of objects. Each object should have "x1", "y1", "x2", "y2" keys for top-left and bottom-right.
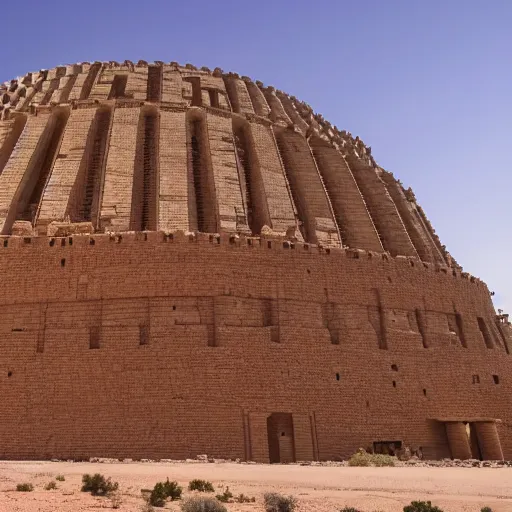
[{"x1": 0, "y1": 60, "x2": 510, "y2": 462}]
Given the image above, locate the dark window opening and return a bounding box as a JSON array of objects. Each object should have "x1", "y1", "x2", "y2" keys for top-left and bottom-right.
[
  {"x1": 89, "y1": 326, "x2": 100, "y2": 349},
  {"x1": 60, "y1": 258, "x2": 66, "y2": 267},
  {"x1": 108, "y1": 75, "x2": 128, "y2": 99},
  {"x1": 335, "y1": 373, "x2": 340, "y2": 381},
  {"x1": 7, "y1": 371, "x2": 12, "y2": 377},
  {"x1": 423, "y1": 388, "x2": 427, "y2": 396},
  {"x1": 146, "y1": 66, "x2": 162, "y2": 102},
  {"x1": 183, "y1": 77, "x2": 202, "y2": 106},
  {"x1": 391, "y1": 364, "x2": 398, "y2": 371},
  {"x1": 472, "y1": 374, "x2": 480, "y2": 384},
  {"x1": 208, "y1": 89, "x2": 219, "y2": 108},
  {"x1": 392, "y1": 380, "x2": 397, "y2": 388},
  {"x1": 493, "y1": 375, "x2": 500, "y2": 384},
  {"x1": 139, "y1": 324, "x2": 149, "y2": 346}
]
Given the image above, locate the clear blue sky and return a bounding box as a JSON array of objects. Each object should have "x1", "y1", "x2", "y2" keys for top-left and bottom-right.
[{"x1": 1, "y1": 0, "x2": 511, "y2": 314}]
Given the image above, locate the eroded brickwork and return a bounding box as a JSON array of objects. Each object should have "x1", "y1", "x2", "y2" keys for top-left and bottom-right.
[{"x1": 0, "y1": 61, "x2": 509, "y2": 461}]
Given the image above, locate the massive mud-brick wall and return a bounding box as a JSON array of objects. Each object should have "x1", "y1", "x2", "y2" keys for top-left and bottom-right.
[{"x1": 0, "y1": 60, "x2": 510, "y2": 462}]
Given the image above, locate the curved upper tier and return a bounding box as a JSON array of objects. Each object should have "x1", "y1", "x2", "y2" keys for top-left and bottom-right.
[{"x1": 0, "y1": 60, "x2": 455, "y2": 266}]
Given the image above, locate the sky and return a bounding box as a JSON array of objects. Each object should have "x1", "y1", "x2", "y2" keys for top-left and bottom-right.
[{"x1": 1, "y1": 0, "x2": 511, "y2": 314}]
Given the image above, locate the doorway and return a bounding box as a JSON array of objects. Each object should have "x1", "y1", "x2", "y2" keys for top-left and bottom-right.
[{"x1": 266, "y1": 413, "x2": 295, "y2": 463}]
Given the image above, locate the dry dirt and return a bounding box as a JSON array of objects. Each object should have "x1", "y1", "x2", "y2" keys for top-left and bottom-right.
[{"x1": 0, "y1": 460, "x2": 510, "y2": 512}]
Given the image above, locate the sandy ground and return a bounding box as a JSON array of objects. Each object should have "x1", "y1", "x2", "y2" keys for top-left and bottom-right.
[{"x1": 0, "y1": 461, "x2": 510, "y2": 512}]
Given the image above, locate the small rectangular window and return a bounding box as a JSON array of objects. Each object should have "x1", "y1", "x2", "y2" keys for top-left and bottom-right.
[
  {"x1": 472, "y1": 374, "x2": 480, "y2": 384},
  {"x1": 89, "y1": 326, "x2": 100, "y2": 349},
  {"x1": 139, "y1": 324, "x2": 149, "y2": 346},
  {"x1": 493, "y1": 375, "x2": 500, "y2": 384}
]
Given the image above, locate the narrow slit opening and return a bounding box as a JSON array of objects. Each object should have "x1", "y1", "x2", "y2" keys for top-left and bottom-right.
[{"x1": 147, "y1": 66, "x2": 162, "y2": 102}]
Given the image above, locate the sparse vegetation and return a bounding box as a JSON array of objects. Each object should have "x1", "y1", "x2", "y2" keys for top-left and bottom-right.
[
  {"x1": 44, "y1": 480, "x2": 57, "y2": 490},
  {"x1": 348, "y1": 450, "x2": 396, "y2": 467},
  {"x1": 403, "y1": 501, "x2": 444, "y2": 512},
  {"x1": 481, "y1": 508, "x2": 493, "y2": 512},
  {"x1": 110, "y1": 492, "x2": 122, "y2": 508},
  {"x1": 264, "y1": 492, "x2": 297, "y2": 512},
  {"x1": 188, "y1": 479, "x2": 215, "y2": 492},
  {"x1": 180, "y1": 496, "x2": 227, "y2": 512},
  {"x1": 55, "y1": 474, "x2": 65, "y2": 481},
  {"x1": 148, "y1": 479, "x2": 182, "y2": 507},
  {"x1": 16, "y1": 483, "x2": 34, "y2": 492},
  {"x1": 235, "y1": 493, "x2": 255, "y2": 503},
  {"x1": 215, "y1": 486, "x2": 233, "y2": 503},
  {"x1": 81, "y1": 473, "x2": 119, "y2": 496},
  {"x1": 340, "y1": 508, "x2": 362, "y2": 512}
]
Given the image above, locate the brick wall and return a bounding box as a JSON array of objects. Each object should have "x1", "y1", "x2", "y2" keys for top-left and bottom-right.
[
  {"x1": 0, "y1": 61, "x2": 510, "y2": 461},
  {"x1": 0, "y1": 233, "x2": 508, "y2": 461}
]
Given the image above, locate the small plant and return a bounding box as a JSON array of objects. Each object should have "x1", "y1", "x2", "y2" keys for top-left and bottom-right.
[
  {"x1": 216, "y1": 486, "x2": 234, "y2": 503},
  {"x1": 264, "y1": 492, "x2": 297, "y2": 512},
  {"x1": 181, "y1": 496, "x2": 227, "y2": 512},
  {"x1": 403, "y1": 501, "x2": 444, "y2": 512},
  {"x1": 149, "y1": 479, "x2": 183, "y2": 507},
  {"x1": 348, "y1": 450, "x2": 395, "y2": 467},
  {"x1": 55, "y1": 475, "x2": 65, "y2": 482},
  {"x1": 44, "y1": 481, "x2": 57, "y2": 490},
  {"x1": 16, "y1": 483, "x2": 34, "y2": 492},
  {"x1": 236, "y1": 493, "x2": 256, "y2": 503},
  {"x1": 481, "y1": 508, "x2": 493, "y2": 512},
  {"x1": 110, "y1": 492, "x2": 122, "y2": 508},
  {"x1": 340, "y1": 508, "x2": 362, "y2": 512},
  {"x1": 188, "y1": 479, "x2": 215, "y2": 492},
  {"x1": 81, "y1": 473, "x2": 119, "y2": 496}
]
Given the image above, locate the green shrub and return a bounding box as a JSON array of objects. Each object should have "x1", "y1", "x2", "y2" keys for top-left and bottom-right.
[
  {"x1": 188, "y1": 479, "x2": 215, "y2": 492},
  {"x1": 236, "y1": 493, "x2": 255, "y2": 503},
  {"x1": 44, "y1": 481, "x2": 57, "y2": 490},
  {"x1": 16, "y1": 483, "x2": 33, "y2": 492},
  {"x1": 264, "y1": 492, "x2": 297, "y2": 512},
  {"x1": 348, "y1": 450, "x2": 395, "y2": 467},
  {"x1": 81, "y1": 473, "x2": 119, "y2": 496},
  {"x1": 403, "y1": 501, "x2": 444, "y2": 512},
  {"x1": 481, "y1": 508, "x2": 492, "y2": 512},
  {"x1": 340, "y1": 508, "x2": 362, "y2": 512},
  {"x1": 149, "y1": 479, "x2": 182, "y2": 507},
  {"x1": 180, "y1": 496, "x2": 227, "y2": 512},
  {"x1": 55, "y1": 475, "x2": 65, "y2": 482},
  {"x1": 216, "y1": 487, "x2": 233, "y2": 503}
]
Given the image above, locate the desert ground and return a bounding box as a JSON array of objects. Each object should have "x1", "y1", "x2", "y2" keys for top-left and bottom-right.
[{"x1": 0, "y1": 460, "x2": 510, "y2": 512}]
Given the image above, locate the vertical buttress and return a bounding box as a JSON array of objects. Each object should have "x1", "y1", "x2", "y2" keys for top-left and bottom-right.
[
  {"x1": 206, "y1": 112, "x2": 248, "y2": 233},
  {"x1": 309, "y1": 136, "x2": 383, "y2": 252},
  {"x1": 274, "y1": 128, "x2": 340, "y2": 247},
  {"x1": 346, "y1": 155, "x2": 418, "y2": 257},
  {"x1": 37, "y1": 107, "x2": 97, "y2": 230},
  {"x1": 380, "y1": 171, "x2": 445, "y2": 264},
  {"x1": 159, "y1": 110, "x2": 190, "y2": 232},
  {"x1": 13, "y1": 110, "x2": 69, "y2": 230},
  {"x1": 100, "y1": 107, "x2": 140, "y2": 231}
]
